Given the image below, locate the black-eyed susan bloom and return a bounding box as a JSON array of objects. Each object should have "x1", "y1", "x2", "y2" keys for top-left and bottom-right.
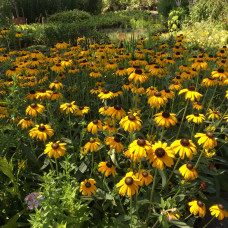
[
  {"x1": 44, "y1": 141, "x2": 66, "y2": 159},
  {"x1": 211, "y1": 68, "x2": 228, "y2": 80},
  {"x1": 153, "y1": 111, "x2": 177, "y2": 128},
  {"x1": 80, "y1": 179, "x2": 97, "y2": 196},
  {"x1": 106, "y1": 105, "x2": 126, "y2": 120},
  {"x1": 98, "y1": 90, "x2": 114, "y2": 100},
  {"x1": 26, "y1": 103, "x2": 45, "y2": 117},
  {"x1": 193, "y1": 102, "x2": 203, "y2": 111},
  {"x1": 195, "y1": 132, "x2": 217, "y2": 149},
  {"x1": 207, "y1": 108, "x2": 222, "y2": 120},
  {"x1": 84, "y1": 138, "x2": 102, "y2": 154},
  {"x1": 209, "y1": 204, "x2": 228, "y2": 220},
  {"x1": 148, "y1": 91, "x2": 168, "y2": 109},
  {"x1": 179, "y1": 163, "x2": 198, "y2": 180},
  {"x1": 105, "y1": 136, "x2": 124, "y2": 153},
  {"x1": 171, "y1": 138, "x2": 197, "y2": 160},
  {"x1": 17, "y1": 117, "x2": 35, "y2": 129},
  {"x1": 29, "y1": 124, "x2": 54, "y2": 142},
  {"x1": 128, "y1": 139, "x2": 152, "y2": 161},
  {"x1": 49, "y1": 80, "x2": 63, "y2": 90},
  {"x1": 99, "y1": 106, "x2": 109, "y2": 116},
  {"x1": 60, "y1": 101, "x2": 78, "y2": 115},
  {"x1": 179, "y1": 86, "x2": 202, "y2": 102},
  {"x1": 103, "y1": 119, "x2": 117, "y2": 136},
  {"x1": 75, "y1": 106, "x2": 90, "y2": 116},
  {"x1": 119, "y1": 114, "x2": 142, "y2": 132},
  {"x1": 186, "y1": 113, "x2": 205, "y2": 125},
  {"x1": 147, "y1": 141, "x2": 175, "y2": 170},
  {"x1": 188, "y1": 200, "x2": 206, "y2": 217},
  {"x1": 192, "y1": 59, "x2": 208, "y2": 70},
  {"x1": 35, "y1": 89, "x2": 52, "y2": 100},
  {"x1": 87, "y1": 120, "x2": 103, "y2": 134},
  {"x1": 98, "y1": 161, "x2": 116, "y2": 177},
  {"x1": 116, "y1": 172, "x2": 141, "y2": 198},
  {"x1": 201, "y1": 76, "x2": 217, "y2": 87},
  {"x1": 139, "y1": 170, "x2": 153, "y2": 186}
]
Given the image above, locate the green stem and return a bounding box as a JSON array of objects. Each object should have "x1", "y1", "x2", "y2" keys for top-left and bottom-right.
[
  {"x1": 176, "y1": 99, "x2": 189, "y2": 139},
  {"x1": 130, "y1": 197, "x2": 133, "y2": 227},
  {"x1": 160, "y1": 127, "x2": 165, "y2": 141},
  {"x1": 118, "y1": 195, "x2": 125, "y2": 213},
  {"x1": 55, "y1": 158, "x2": 59, "y2": 176},
  {"x1": 205, "y1": 83, "x2": 218, "y2": 115},
  {"x1": 195, "y1": 150, "x2": 204, "y2": 169},
  {"x1": 90, "y1": 151, "x2": 94, "y2": 176},
  {"x1": 167, "y1": 157, "x2": 181, "y2": 185},
  {"x1": 191, "y1": 123, "x2": 195, "y2": 140},
  {"x1": 201, "y1": 87, "x2": 209, "y2": 107},
  {"x1": 184, "y1": 214, "x2": 192, "y2": 221},
  {"x1": 202, "y1": 216, "x2": 215, "y2": 228}
]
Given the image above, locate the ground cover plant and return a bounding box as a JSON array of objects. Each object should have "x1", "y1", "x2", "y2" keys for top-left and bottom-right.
[{"x1": 0, "y1": 27, "x2": 228, "y2": 227}]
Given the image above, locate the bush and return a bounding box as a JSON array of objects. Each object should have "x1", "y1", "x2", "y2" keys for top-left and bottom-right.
[
  {"x1": 168, "y1": 7, "x2": 187, "y2": 32},
  {"x1": 47, "y1": 10, "x2": 91, "y2": 23}
]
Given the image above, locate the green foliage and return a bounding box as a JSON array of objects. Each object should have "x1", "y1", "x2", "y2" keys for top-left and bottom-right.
[
  {"x1": 47, "y1": 10, "x2": 91, "y2": 23},
  {"x1": 189, "y1": 0, "x2": 228, "y2": 23},
  {"x1": 28, "y1": 171, "x2": 90, "y2": 228},
  {"x1": 168, "y1": 7, "x2": 187, "y2": 32}
]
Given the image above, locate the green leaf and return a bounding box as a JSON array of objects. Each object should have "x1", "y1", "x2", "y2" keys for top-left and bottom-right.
[
  {"x1": 78, "y1": 162, "x2": 87, "y2": 173},
  {"x1": 40, "y1": 157, "x2": 50, "y2": 170},
  {"x1": 158, "y1": 169, "x2": 167, "y2": 187},
  {"x1": 3, "y1": 211, "x2": 24, "y2": 228},
  {"x1": 116, "y1": 214, "x2": 131, "y2": 222},
  {"x1": 170, "y1": 220, "x2": 191, "y2": 228},
  {"x1": 175, "y1": 194, "x2": 186, "y2": 202},
  {"x1": 0, "y1": 157, "x2": 15, "y2": 182}
]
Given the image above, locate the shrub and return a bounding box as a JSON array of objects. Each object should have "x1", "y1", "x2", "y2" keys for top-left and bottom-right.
[{"x1": 168, "y1": 7, "x2": 187, "y2": 32}]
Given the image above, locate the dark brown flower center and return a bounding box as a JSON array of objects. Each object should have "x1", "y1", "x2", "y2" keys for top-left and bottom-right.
[
  {"x1": 125, "y1": 177, "x2": 133, "y2": 185},
  {"x1": 197, "y1": 59, "x2": 203, "y2": 62},
  {"x1": 66, "y1": 103, "x2": 72, "y2": 107},
  {"x1": 39, "y1": 88, "x2": 46, "y2": 93},
  {"x1": 30, "y1": 103, "x2": 37, "y2": 108},
  {"x1": 30, "y1": 90, "x2": 36, "y2": 94},
  {"x1": 114, "y1": 137, "x2": 120, "y2": 142},
  {"x1": 90, "y1": 138, "x2": 96, "y2": 143},
  {"x1": 114, "y1": 105, "x2": 121, "y2": 110},
  {"x1": 218, "y1": 204, "x2": 224, "y2": 210},
  {"x1": 208, "y1": 76, "x2": 215, "y2": 80},
  {"x1": 108, "y1": 123, "x2": 113, "y2": 127},
  {"x1": 162, "y1": 111, "x2": 170, "y2": 118},
  {"x1": 106, "y1": 162, "x2": 113, "y2": 168},
  {"x1": 142, "y1": 171, "x2": 148, "y2": 177},
  {"x1": 79, "y1": 106, "x2": 84, "y2": 110},
  {"x1": 154, "y1": 92, "x2": 161, "y2": 97},
  {"x1": 93, "y1": 119, "x2": 98, "y2": 124},
  {"x1": 187, "y1": 163, "x2": 193, "y2": 170},
  {"x1": 137, "y1": 139, "x2": 146, "y2": 146},
  {"x1": 155, "y1": 148, "x2": 165, "y2": 158},
  {"x1": 38, "y1": 125, "x2": 46, "y2": 131},
  {"x1": 188, "y1": 86, "x2": 195, "y2": 91},
  {"x1": 128, "y1": 114, "x2": 136, "y2": 120},
  {"x1": 180, "y1": 138, "x2": 190, "y2": 147},
  {"x1": 197, "y1": 201, "x2": 204, "y2": 207},
  {"x1": 194, "y1": 113, "x2": 199, "y2": 117},
  {"x1": 53, "y1": 80, "x2": 59, "y2": 84},
  {"x1": 24, "y1": 117, "x2": 30, "y2": 121},
  {"x1": 165, "y1": 89, "x2": 170, "y2": 93},
  {"x1": 85, "y1": 182, "x2": 91, "y2": 188},
  {"x1": 56, "y1": 63, "x2": 61, "y2": 67},
  {"x1": 217, "y1": 68, "x2": 224, "y2": 73},
  {"x1": 51, "y1": 143, "x2": 59, "y2": 149},
  {"x1": 206, "y1": 132, "x2": 214, "y2": 138},
  {"x1": 103, "y1": 90, "x2": 109, "y2": 94},
  {"x1": 135, "y1": 69, "x2": 142, "y2": 74}
]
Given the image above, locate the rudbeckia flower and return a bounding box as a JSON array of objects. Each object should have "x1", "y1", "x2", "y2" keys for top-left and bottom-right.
[
  {"x1": 139, "y1": 170, "x2": 153, "y2": 186},
  {"x1": 35, "y1": 88, "x2": 52, "y2": 100},
  {"x1": 49, "y1": 80, "x2": 63, "y2": 90},
  {"x1": 17, "y1": 117, "x2": 35, "y2": 129},
  {"x1": 148, "y1": 91, "x2": 168, "y2": 109},
  {"x1": 60, "y1": 101, "x2": 78, "y2": 115},
  {"x1": 128, "y1": 69, "x2": 148, "y2": 84},
  {"x1": 193, "y1": 102, "x2": 203, "y2": 111},
  {"x1": 153, "y1": 111, "x2": 177, "y2": 128},
  {"x1": 209, "y1": 204, "x2": 228, "y2": 220},
  {"x1": 89, "y1": 71, "x2": 102, "y2": 78},
  {"x1": 98, "y1": 161, "x2": 116, "y2": 177},
  {"x1": 207, "y1": 108, "x2": 222, "y2": 120},
  {"x1": 195, "y1": 132, "x2": 217, "y2": 149},
  {"x1": 75, "y1": 106, "x2": 90, "y2": 116},
  {"x1": 26, "y1": 103, "x2": 45, "y2": 117},
  {"x1": 51, "y1": 91, "x2": 63, "y2": 101},
  {"x1": 201, "y1": 77, "x2": 217, "y2": 87},
  {"x1": 192, "y1": 59, "x2": 208, "y2": 70},
  {"x1": 146, "y1": 86, "x2": 157, "y2": 96},
  {"x1": 186, "y1": 113, "x2": 205, "y2": 125},
  {"x1": 106, "y1": 105, "x2": 126, "y2": 120},
  {"x1": 161, "y1": 89, "x2": 175, "y2": 99},
  {"x1": 119, "y1": 114, "x2": 142, "y2": 132},
  {"x1": 179, "y1": 86, "x2": 202, "y2": 101},
  {"x1": 188, "y1": 200, "x2": 206, "y2": 217},
  {"x1": 87, "y1": 120, "x2": 103, "y2": 134},
  {"x1": 105, "y1": 136, "x2": 124, "y2": 153},
  {"x1": 169, "y1": 82, "x2": 182, "y2": 91},
  {"x1": 80, "y1": 179, "x2": 97, "y2": 196},
  {"x1": 179, "y1": 163, "x2": 198, "y2": 180},
  {"x1": 146, "y1": 141, "x2": 175, "y2": 170},
  {"x1": 211, "y1": 68, "x2": 228, "y2": 81},
  {"x1": 116, "y1": 172, "x2": 141, "y2": 198},
  {"x1": 99, "y1": 106, "x2": 109, "y2": 116},
  {"x1": 51, "y1": 63, "x2": 65, "y2": 74},
  {"x1": 103, "y1": 119, "x2": 117, "y2": 135},
  {"x1": 29, "y1": 124, "x2": 54, "y2": 142},
  {"x1": 55, "y1": 41, "x2": 70, "y2": 49},
  {"x1": 171, "y1": 138, "x2": 197, "y2": 160},
  {"x1": 84, "y1": 138, "x2": 102, "y2": 154},
  {"x1": 98, "y1": 90, "x2": 114, "y2": 100},
  {"x1": 44, "y1": 141, "x2": 66, "y2": 159}
]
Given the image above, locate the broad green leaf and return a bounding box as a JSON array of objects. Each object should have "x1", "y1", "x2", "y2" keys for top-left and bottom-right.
[
  {"x1": 158, "y1": 169, "x2": 167, "y2": 187},
  {"x1": 3, "y1": 211, "x2": 23, "y2": 228},
  {"x1": 170, "y1": 220, "x2": 192, "y2": 228},
  {"x1": 0, "y1": 157, "x2": 14, "y2": 182}
]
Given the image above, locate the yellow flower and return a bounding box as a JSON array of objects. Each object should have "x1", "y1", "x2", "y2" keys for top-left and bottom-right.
[
  {"x1": 139, "y1": 170, "x2": 153, "y2": 186},
  {"x1": 119, "y1": 113, "x2": 142, "y2": 132},
  {"x1": 116, "y1": 172, "x2": 141, "y2": 198},
  {"x1": 106, "y1": 105, "x2": 126, "y2": 120},
  {"x1": 15, "y1": 32, "x2": 24, "y2": 38},
  {"x1": 99, "y1": 106, "x2": 109, "y2": 116},
  {"x1": 192, "y1": 59, "x2": 208, "y2": 70},
  {"x1": 44, "y1": 141, "x2": 66, "y2": 159},
  {"x1": 171, "y1": 138, "x2": 197, "y2": 160},
  {"x1": 209, "y1": 204, "x2": 228, "y2": 220},
  {"x1": 87, "y1": 120, "x2": 103, "y2": 134},
  {"x1": 211, "y1": 68, "x2": 228, "y2": 80},
  {"x1": 147, "y1": 141, "x2": 175, "y2": 170},
  {"x1": 148, "y1": 92, "x2": 168, "y2": 109},
  {"x1": 84, "y1": 138, "x2": 102, "y2": 154},
  {"x1": 188, "y1": 200, "x2": 206, "y2": 217},
  {"x1": 105, "y1": 136, "x2": 124, "y2": 153},
  {"x1": 98, "y1": 161, "x2": 116, "y2": 177},
  {"x1": 193, "y1": 102, "x2": 203, "y2": 111},
  {"x1": 186, "y1": 113, "x2": 205, "y2": 125},
  {"x1": 17, "y1": 117, "x2": 35, "y2": 129},
  {"x1": 60, "y1": 101, "x2": 78, "y2": 115},
  {"x1": 80, "y1": 179, "x2": 97, "y2": 196},
  {"x1": 154, "y1": 111, "x2": 177, "y2": 128},
  {"x1": 35, "y1": 89, "x2": 52, "y2": 100},
  {"x1": 49, "y1": 80, "x2": 63, "y2": 90},
  {"x1": 26, "y1": 103, "x2": 45, "y2": 117},
  {"x1": 75, "y1": 106, "x2": 90, "y2": 116},
  {"x1": 103, "y1": 119, "x2": 117, "y2": 136},
  {"x1": 179, "y1": 164, "x2": 198, "y2": 180},
  {"x1": 128, "y1": 69, "x2": 148, "y2": 84},
  {"x1": 98, "y1": 90, "x2": 114, "y2": 100},
  {"x1": 55, "y1": 41, "x2": 70, "y2": 49},
  {"x1": 201, "y1": 77, "x2": 217, "y2": 87},
  {"x1": 207, "y1": 108, "x2": 222, "y2": 120},
  {"x1": 29, "y1": 124, "x2": 54, "y2": 142},
  {"x1": 195, "y1": 132, "x2": 217, "y2": 149},
  {"x1": 179, "y1": 86, "x2": 202, "y2": 101}
]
